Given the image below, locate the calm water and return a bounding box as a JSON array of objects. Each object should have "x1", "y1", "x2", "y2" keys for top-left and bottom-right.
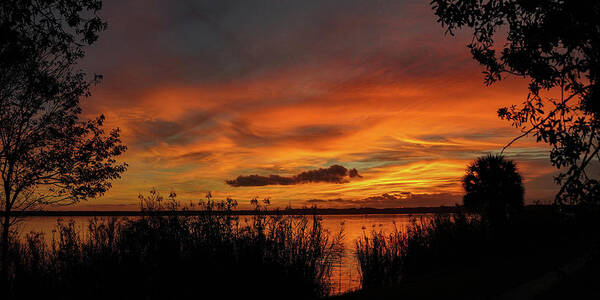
[{"x1": 17, "y1": 214, "x2": 431, "y2": 295}]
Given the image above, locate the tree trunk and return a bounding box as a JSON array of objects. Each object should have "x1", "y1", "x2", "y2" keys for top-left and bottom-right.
[{"x1": 1, "y1": 207, "x2": 11, "y2": 290}]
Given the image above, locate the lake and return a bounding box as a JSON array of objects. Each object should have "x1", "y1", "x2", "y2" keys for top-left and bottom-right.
[{"x1": 16, "y1": 214, "x2": 432, "y2": 295}]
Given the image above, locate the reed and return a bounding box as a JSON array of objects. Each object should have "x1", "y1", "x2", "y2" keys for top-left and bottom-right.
[
  {"x1": 4, "y1": 192, "x2": 342, "y2": 300},
  {"x1": 354, "y1": 207, "x2": 600, "y2": 293},
  {"x1": 355, "y1": 213, "x2": 483, "y2": 289}
]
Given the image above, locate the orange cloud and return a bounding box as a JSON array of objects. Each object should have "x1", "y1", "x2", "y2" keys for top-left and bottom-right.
[{"x1": 65, "y1": 0, "x2": 559, "y2": 210}]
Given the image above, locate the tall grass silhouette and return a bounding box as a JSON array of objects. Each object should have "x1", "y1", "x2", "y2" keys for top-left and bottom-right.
[
  {"x1": 354, "y1": 207, "x2": 599, "y2": 297},
  {"x1": 4, "y1": 191, "x2": 342, "y2": 300},
  {"x1": 355, "y1": 213, "x2": 482, "y2": 289}
]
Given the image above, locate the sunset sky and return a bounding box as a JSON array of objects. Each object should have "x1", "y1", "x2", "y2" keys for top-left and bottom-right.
[{"x1": 73, "y1": 0, "x2": 559, "y2": 210}]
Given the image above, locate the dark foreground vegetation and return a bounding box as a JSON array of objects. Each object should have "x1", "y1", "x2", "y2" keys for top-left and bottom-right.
[
  {"x1": 338, "y1": 155, "x2": 599, "y2": 299},
  {"x1": 3, "y1": 194, "x2": 342, "y2": 300},
  {"x1": 342, "y1": 206, "x2": 600, "y2": 299}
]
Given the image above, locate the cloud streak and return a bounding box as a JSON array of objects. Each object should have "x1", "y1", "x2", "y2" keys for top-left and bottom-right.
[
  {"x1": 58, "y1": 0, "x2": 561, "y2": 209},
  {"x1": 226, "y1": 165, "x2": 361, "y2": 187},
  {"x1": 306, "y1": 191, "x2": 461, "y2": 208}
]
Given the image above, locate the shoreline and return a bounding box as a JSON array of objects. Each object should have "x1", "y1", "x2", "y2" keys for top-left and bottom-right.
[
  {"x1": 6, "y1": 206, "x2": 461, "y2": 217},
  {"x1": 4, "y1": 205, "x2": 555, "y2": 217}
]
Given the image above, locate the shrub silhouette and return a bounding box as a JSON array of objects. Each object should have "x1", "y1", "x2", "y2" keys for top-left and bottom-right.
[{"x1": 462, "y1": 154, "x2": 524, "y2": 228}]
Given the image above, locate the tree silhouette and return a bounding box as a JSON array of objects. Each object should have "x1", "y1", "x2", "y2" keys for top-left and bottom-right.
[
  {"x1": 432, "y1": 0, "x2": 600, "y2": 206},
  {"x1": 0, "y1": 0, "x2": 126, "y2": 279},
  {"x1": 462, "y1": 154, "x2": 524, "y2": 227}
]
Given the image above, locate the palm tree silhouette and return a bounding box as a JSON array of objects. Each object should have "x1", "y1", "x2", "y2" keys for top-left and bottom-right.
[{"x1": 462, "y1": 154, "x2": 524, "y2": 228}]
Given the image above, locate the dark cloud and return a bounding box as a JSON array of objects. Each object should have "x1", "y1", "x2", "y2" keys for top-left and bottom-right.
[
  {"x1": 226, "y1": 165, "x2": 361, "y2": 187},
  {"x1": 82, "y1": 0, "x2": 469, "y2": 108}
]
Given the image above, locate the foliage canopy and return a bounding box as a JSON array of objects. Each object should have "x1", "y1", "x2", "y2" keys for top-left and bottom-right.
[
  {"x1": 0, "y1": 0, "x2": 126, "y2": 214},
  {"x1": 432, "y1": 0, "x2": 600, "y2": 205}
]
